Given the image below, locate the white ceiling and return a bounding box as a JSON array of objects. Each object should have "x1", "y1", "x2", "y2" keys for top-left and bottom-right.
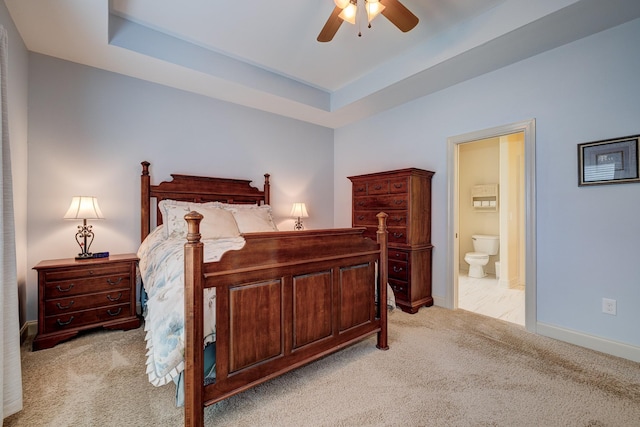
[{"x1": 6, "y1": 0, "x2": 640, "y2": 128}]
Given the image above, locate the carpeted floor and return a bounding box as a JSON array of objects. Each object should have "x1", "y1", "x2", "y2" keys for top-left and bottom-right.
[{"x1": 4, "y1": 306, "x2": 640, "y2": 426}]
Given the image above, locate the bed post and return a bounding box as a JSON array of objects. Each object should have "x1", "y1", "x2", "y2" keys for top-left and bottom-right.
[
  {"x1": 376, "y1": 212, "x2": 389, "y2": 351},
  {"x1": 184, "y1": 211, "x2": 205, "y2": 427},
  {"x1": 141, "y1": 161, "x2": 151, "y2": 242},
  {"x1": 264, "y1": 173, "x2": 271, "y2": 205}
]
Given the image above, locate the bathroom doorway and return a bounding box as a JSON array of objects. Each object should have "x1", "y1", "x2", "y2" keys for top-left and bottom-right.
[{"x1": 446, "y1": 120, "x2": 537, "y2": 332}]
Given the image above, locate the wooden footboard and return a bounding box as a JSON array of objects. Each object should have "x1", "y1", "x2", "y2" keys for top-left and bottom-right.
[{"x1": 183, "y1": 212, "x2": 389, "y2": 427}]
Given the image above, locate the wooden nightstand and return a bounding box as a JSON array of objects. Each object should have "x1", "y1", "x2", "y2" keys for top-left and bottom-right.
[{"x1": 32, "y1": 253, "x2": 141, "y2": 350}]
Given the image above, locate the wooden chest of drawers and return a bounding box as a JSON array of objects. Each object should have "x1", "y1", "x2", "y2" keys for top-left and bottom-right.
[
  {"x1": 32, "y1": 254, "x2": 141, "y2": 350},
  {"x1": 349, "y1": 168, "x2": 434, "y2": 313}
]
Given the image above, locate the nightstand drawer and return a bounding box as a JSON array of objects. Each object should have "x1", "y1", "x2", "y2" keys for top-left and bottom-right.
[
  {"x1": 44, "y1": 273, "x2": 131, "y2": 299},
  {"x1": 43, "y1": 262, "x2": 130, "y2": 282},
  {"x1": 45, "y1": 289, "x2": 132, "y2": 315},
  {"x1": 43, "y1": 303, "x2": 131, "y2": 332}
]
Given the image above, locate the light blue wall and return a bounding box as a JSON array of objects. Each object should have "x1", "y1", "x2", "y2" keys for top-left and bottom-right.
[
  {"x1": 334, "y1": 18, "x2": 640, "y2": 350},
  {"x1": 26, "y1": 55, "x2": 334, "y2": 321}
]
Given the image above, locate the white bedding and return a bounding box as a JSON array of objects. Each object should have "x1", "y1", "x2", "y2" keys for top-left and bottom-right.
[{"x1": 137, "y1": 225, "x2": 245, "y2": 386}]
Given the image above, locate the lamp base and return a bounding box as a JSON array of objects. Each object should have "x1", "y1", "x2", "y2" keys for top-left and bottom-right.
[{"x1": 75, "y1": 252, "x2": 93, "y2": 260}]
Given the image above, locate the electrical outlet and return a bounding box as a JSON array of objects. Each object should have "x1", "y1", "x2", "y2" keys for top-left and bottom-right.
[{"x1": 602, "y1": 298, "x2": 617, "y2": 315}]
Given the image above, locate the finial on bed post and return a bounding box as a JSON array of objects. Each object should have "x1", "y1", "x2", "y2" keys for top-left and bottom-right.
[
  {"x1": 264, "y1": 173, "x2": 271, "y2": 205},
  {"x1": 141, "y1": 161, "x2": 151, "y2": 243},
  {"x1": 376, "y1": 212, "x2": 389, "y2": 351},
  {"x1": 183, "y1": 211, "x2": 205, "y2": 427},
  {"x1": 185, "y1": 211, "x2": 203, "y2": 244}
]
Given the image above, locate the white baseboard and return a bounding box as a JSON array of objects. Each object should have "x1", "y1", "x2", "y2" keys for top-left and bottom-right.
[
  {"x1": 20, "y1": 320, "x2": 37, "y2": 344},
  {"x1": 432, "y1": 294, "x2": 446, "y2": 308},
  {"x1": 537, "y1": 321, "x2": 640, "y2": 363},
  {"x1": 427, "y1": 302, "x2": 640, "y2": 363}
]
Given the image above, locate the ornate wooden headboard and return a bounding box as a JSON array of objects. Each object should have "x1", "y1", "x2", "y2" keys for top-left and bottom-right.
[{"x1": 140, "y1": 161, "x2": 270, "y2": 242}]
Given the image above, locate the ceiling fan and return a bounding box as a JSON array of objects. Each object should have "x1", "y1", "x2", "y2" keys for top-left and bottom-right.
[{"x1": 317, "y1": 0, "x2": 419, "y2": 42}]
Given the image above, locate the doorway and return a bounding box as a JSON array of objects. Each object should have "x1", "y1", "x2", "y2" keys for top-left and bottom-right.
[{"x1": 446, "y1": 120, "x2": 537, "y2": 332}]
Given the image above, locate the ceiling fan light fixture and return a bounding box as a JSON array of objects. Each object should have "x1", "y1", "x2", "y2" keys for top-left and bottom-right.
[
  {"x1": 366, "y1": 0, "x2": 386, "y2": 23},
  {"x1": 334, "y1": 0, "x2": 350, "y2": 8},
  {"x1": 318, "y1": 0, "x2": 418, "y2": 42},
  {"x1": 338, "y1": 3, "x2": 357, "y2": 24}
]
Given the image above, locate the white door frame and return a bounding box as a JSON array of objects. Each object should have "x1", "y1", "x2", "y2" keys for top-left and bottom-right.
[{"x1": 446, "y1": 119, "x2": 537, "y2": 332}]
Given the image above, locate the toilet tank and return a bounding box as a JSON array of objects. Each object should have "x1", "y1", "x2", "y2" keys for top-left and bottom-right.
[{"x1": 471, "y1": 235, "x2": 499, "y2": 255}]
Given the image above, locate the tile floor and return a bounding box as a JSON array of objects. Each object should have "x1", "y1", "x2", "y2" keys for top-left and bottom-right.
[{"x1": 458, "y1": 271, "x2": 525, "y2": 326}]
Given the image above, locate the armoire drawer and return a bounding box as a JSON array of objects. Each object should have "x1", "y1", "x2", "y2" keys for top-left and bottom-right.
[{"x1": 353, "y1": 194, "x2": 408, "y2": 210}]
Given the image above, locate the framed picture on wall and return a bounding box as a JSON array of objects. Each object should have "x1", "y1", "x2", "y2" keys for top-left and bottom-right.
[{"x1": 578, "y1": 135, "x2": 640, "y2": 186}]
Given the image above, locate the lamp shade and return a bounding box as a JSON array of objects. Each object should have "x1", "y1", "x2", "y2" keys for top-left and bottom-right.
[
  {"x1": 63, "y1": 196, "x2": 104, "y2": 220},
  {"x1": 366, "y1": 0, "x2": 385, "y2": 22},
  {"x1": 338, "y1": 3, "x2": 357, "y2": 24},
  {"x1": 290, "y1": 202, "x2": 309, "y2": 218}
]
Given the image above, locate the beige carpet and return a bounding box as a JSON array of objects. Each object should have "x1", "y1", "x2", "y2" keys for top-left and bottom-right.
[{"x1": 4, "y1": 307, "x2": 640, "y2": 426}]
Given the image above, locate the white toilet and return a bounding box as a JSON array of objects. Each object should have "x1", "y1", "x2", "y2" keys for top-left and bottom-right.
[{"x1": 464, "y1": 235, "x2": 500, "y2": 278}]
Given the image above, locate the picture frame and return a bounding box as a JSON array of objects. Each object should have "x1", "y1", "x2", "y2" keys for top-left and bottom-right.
[{"x1": 578, "y1": 134, "x2": 640, "y2": 186}]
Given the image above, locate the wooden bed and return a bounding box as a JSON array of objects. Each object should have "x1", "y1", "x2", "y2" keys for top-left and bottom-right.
[{"x1": 140, "y1": 161, "x2": 389, "y2": 427}]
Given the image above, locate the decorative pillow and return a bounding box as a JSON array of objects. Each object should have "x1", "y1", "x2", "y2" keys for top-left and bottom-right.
[
  {"x1": 158, "y1": 202, "x2": 191, "y2": 239},
  {"x1": 228, "y1": 206, "x2": 278, "y2": 233},
  {"x1": 197, "y1": 205, "x2": 241, "y2": 239},
  {"x1": 158, "y1": 200, "x2": 242, "y2": 239}
]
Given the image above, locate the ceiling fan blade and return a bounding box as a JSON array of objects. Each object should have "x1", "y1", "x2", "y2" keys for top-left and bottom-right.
[
  {"x1": 380, "y1": 0, "x2": 419, "y2": 32},
  {"x1": 317, "y1": 6, "x2": 343, "y2": 42}
]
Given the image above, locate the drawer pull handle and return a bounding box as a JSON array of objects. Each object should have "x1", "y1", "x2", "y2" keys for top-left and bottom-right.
[
  {"x1": 391, "y1": 216, "x2": 404, "y2": 222},
  {"x1": 56, "y1": 284, "x2": 74, "y2": 292},
  {"x1": 107, "y1": 277, "x2": 123, "y2": 286},
  {"x1": 56, "y1": 316, "x2": 74, "y2": 326},
  {"x1": 393, "y1": 232, "x2": 404, "y2": 238},
  {"x1": 357, "y1": 187, "x2": 365, "y2": 192},
  {"x1": 107, "y1": 292, "x2": 123, "y2": 302},
  {"x1": 56, "y1": 301, "x2": 74, "y2": 310},
  {"x1": 357, "y1": 215, "x2": 365, "y2": 220},
  {"x1": 357, "y1": 201, "x2": 365, "y2": 207},
  {"x1": 394, "y1": 200, "x2": 404, "y2": 205},
  {"x1": 107, "y1": 307, "x2": 122, "y2": 316},
  {"x1": 374, "y1": 184, "x2": 382, "y2": 190},
  {"x1": 394, "y1": 253, "x2": 402, "y2": 258},
  {"x1": 394, "y1": 183, "x2": 403, "y2": 189},
  {"x1": 393, "y1": 266, "x2": 404, "y2": 273}
]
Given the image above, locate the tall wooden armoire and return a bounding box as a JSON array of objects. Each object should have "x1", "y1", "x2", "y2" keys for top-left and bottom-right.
[{"x1": 348, "y1": 168, "x2": 434, "y2": 313}]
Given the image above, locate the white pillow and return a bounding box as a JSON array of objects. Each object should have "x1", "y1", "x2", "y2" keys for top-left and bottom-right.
[
  {"x1": 159, "y1": 202, "x2": 191, "y2": 239},
  {"x1": 197, "y1": 205, "x2": 241, "y2": 239},
  {"x1": 229, "y1": 206, "x2": 278, "y2": 233},
  {"x1": 158, "y1": 200, "x2": 242, "y2": 239}
]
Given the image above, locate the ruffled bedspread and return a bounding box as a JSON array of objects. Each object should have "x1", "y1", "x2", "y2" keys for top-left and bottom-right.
[{"x1": 137, "y1": 226, "x2": 245, "y2": 386}]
